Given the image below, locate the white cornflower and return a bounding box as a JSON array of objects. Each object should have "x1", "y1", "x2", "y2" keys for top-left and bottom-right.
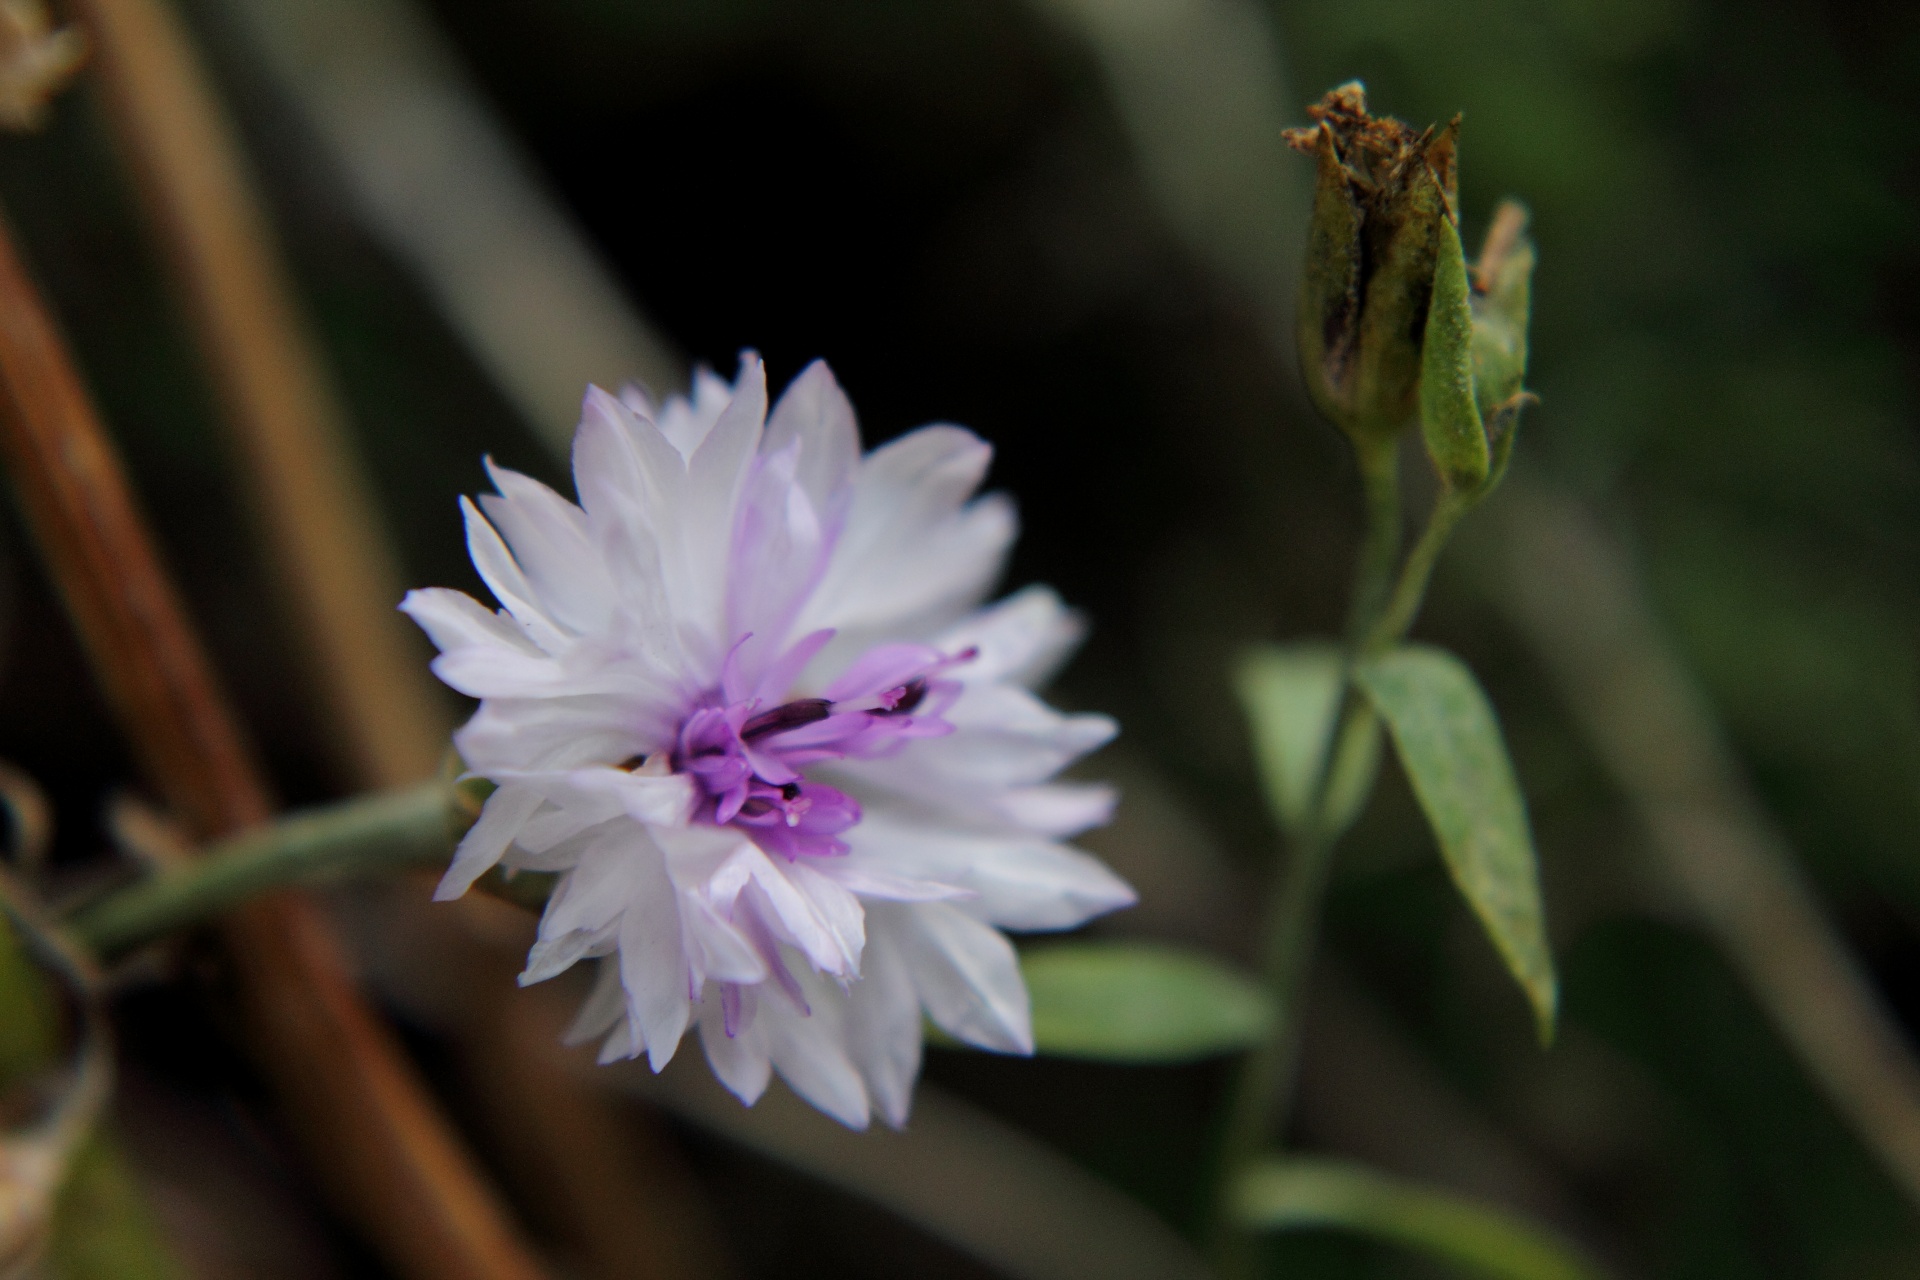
[{"x1": 402, "y1": 355, "x2": 1133, "y2": 1127}]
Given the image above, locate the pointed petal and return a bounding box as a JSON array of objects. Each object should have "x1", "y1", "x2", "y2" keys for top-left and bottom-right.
[
  {"x1": 619, "y1": 844, "x2": 693, "y2": 1071},
  {"x1": 698, "y1": 991, "x2": 774, "y2": 1105},
  {"x1": 898, "y1": 902, "x2": 1032, "y2": 1054},
  {"x1": 436, "y1": 784, "x2": 543, "y2": 900},
  {"x1": 846, "y1": 907, "x2": 927, "y2": 1128}
]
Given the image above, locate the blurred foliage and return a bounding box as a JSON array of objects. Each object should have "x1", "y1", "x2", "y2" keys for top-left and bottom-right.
[{"x1": 0, "y1": 0, "x2": 1915, "y2": 1274}]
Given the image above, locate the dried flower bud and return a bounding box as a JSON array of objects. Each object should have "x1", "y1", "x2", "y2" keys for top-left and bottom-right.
[{"x1": 1284, "y1": 83, "x2": 1458, "y2": 444}]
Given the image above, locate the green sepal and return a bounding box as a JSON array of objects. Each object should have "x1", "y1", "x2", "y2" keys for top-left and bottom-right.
[{"x1": 1417, "y1": 214, "x2": 1489, "y2": 492}]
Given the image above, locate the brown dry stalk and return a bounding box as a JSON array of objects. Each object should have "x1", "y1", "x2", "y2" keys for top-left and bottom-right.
[
  {"x1": 66, "y1": 0, "x2": 446, "y2": 792},
  {"x1": 61, "y1": 0, "x2": 726, "y2": 1271},
  {"x1": 0, "y1": 210, "x2": 548, "y2": 1280}
]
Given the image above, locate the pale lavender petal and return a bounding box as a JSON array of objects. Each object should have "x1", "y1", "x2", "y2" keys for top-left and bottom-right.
[
  {"x1": 478, "y1": 460, "x2": 610, "y2": 635},
  {"x1": 435, "y1": 783, "x2": 543, "y2": 900},
  {"x1": 932, "y1": 585, "x2": 1086, "y2": 688},
  {"x1": 897, "y1": 901, "x2": 1032, "y2": 1054},
  {"x1": 764, "y1": 968, "x2": 870, "y2": 1129},
  {"x1": 400, "y1": 587, "x2": 539, "y2": 658},
  {"x1": 844, "y1": 813, "x2": 1136, "y2": 931},
  {"x1": 562, "y1": 958, "x2": 627, "y2": 1047},
  {"x1": 762, "y1": 359, "x2": 859, "y2": 537},
  {"x1": 619, "y1": 850, "x2": 693, "y2": 1071},
  {"x1": 846, "y1": 906, "x2": 928, "y2": 1128},
  {"x1": 697, "y1": 990, "x2": 773, "y2": 1105},
  {"x1": 461, "y1": 496, "x2": 568, "y2": 652}
]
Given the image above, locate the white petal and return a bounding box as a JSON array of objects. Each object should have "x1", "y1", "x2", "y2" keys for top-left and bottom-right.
[
  {"x1": 400, "y1": 588, "x2": 539, "y2": 658},
  {"x1": 436, "y1": 784, "x2": 544, "y2": 900},
  {"x1": 679, "y1": 891, "x2": 768, "y2": 987},
  {"x1": 763, "y1": 359, "x2": 859, "y2": 534},
  {"x1": 619, "y1": 848, "x2": 693, "y2": 1072},
  {"x1": 711, "y1": 844, "x2": 866, "y2": 979},
  {"x1": 934, "y1": 585, "x2": 1086, "y2": 688},
  {"x1": 521, "y1": 925, "x2": 614, "y2": 986},
  {"x1": 666, "y1": 356, "x2": 765, "y2": 642},
  {"x1": 764, "y1": 970, "x2": 871, "y2": 1129},
  {"x1": 478, "y1": 461, "x2": 611, "y2": 635},
  {"x1": 461, "y1": 496, "x2": 569, "y2": 653},
  {"x1": 896, "y1": 902, "x2": 1032, "y2": 1054},
  {"x1": 917, "y1": 686, "x2": 1117, "y2": 788},
  {"x1": 992, "y1": 783, "x2": 1118, "y2": 838},
  {"x1": 846, "y1": 906, "x2": 927, "y2": 1128},
  {"x1": 797, "y1": 426, "x2": 1016, "y2": 644},
  {"x1": 456, "y1": 690, "x2": 680, "y2": 774},
  {"x1": 697, "y1": 990, "x2": 773, "y2": 1105},
  {"x1": 493, "y1": 767, "x2": 697, "y2": 828},
  {"x1": 657, "y1": 365, "x2": 738, "y2": 458},
  {"x1": 562, "y1": 958, "x2": 627, "y2": 1046},
  {"x1": 844, "y1": 813, "x2": 1136, "y2": 931},
  {"x1": 535, "y1": 827, "x2": 652, "y2": 947}
]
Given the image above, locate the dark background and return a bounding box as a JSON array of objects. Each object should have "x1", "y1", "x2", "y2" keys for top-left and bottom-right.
[{"x1": 4, "y1": 0, "x2": 1920, "y2": 1274}]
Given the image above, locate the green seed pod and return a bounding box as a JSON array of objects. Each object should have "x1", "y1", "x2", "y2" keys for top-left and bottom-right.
[{"x1": 1284, "y1": 84, "x2": 1459, "y2": 445}]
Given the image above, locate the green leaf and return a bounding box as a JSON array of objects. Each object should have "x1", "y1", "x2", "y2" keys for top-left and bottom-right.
[
  {"x1": 1022, "y1": 941, "x2": 1273, "y2": 1063},
  {"x1": 1234, "y1": 1158, "x2": 1605, "y2": 1280},
  {"x1": 1236, "y1": 643, "x2": 1380, "y2": 839},
  {"x1": 1355, "y1": 645, "x2": 1557, "y2": 1040},
  {"x1": 1418, "y1": 215, "x2": 1489, "y2": 493}
]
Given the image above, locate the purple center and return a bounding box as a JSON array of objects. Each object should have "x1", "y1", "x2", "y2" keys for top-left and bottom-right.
[{"x1": 659, "y1": 640, "x2": 974, "y2": 862}]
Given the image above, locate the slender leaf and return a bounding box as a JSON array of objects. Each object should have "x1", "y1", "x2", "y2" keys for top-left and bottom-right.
[
  {"x1": 1356, "y1": 645, "x2": 1557, "y2": 1040},
  {"x1": 1023, "y1": 940, "x2": 1273, "y2": 1063},
  {"x1": 1234, "y1": 1158, "x2": 1605, "y2": 1280},
  {"x1": 1237, "y1": 643, "x2": 1380, "y2": 838}
]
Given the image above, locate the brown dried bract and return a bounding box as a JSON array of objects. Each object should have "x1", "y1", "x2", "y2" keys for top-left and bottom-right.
[{"x1": 1283, "y1": 81, "x2": 1457, "y2": 223}]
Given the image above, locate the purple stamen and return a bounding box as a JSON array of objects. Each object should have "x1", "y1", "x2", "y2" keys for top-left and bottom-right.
[{"x1": 665, "y1": 637, "x2": 971, "y2": 861}]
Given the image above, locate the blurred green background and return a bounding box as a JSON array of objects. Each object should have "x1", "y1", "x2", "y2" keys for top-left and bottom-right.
[{"x1": 3, "y1": 0, "x2": 1920, "y2": 1275}]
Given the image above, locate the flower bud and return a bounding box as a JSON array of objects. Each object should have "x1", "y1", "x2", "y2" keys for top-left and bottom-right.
[
  {"x1": 1417, "y1": 200, "x2": 1536, "y2": 496},
  {"x1": 1469, "y1": 200, "x2": 1535, "y2": 482},
  {"x1": 1284, "y1": 83, "x2": 1458, "y2": 444}
]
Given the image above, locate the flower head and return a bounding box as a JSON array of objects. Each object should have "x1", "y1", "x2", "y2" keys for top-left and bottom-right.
[{"x1": 403, "y1": 356, "x2": 1134, "y2": 1127}]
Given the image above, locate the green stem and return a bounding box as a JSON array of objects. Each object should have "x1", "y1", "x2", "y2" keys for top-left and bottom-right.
[
  {"x1": 69, "y1": 782, "x2": 455, "y2": 957},
  {"x1": 1345, "y1": 437, "x2": 1403, "y2": 646},
  {"x1": 1213, "y1": 461, "x2": 1486, "y2": 1272},
  {"x1": 1364, "y1": 489, "x2": 1474, "y2": 655},
  {"x1": 1209, "y1": 442, "x2": 1406, "y2": 1274}
]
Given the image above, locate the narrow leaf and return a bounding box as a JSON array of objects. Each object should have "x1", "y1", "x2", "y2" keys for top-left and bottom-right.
[
  {"x1": 1236, "y1": 643, "x2": 1380, "y2": 839},
  {"x1": 1235, "y1": 1158, "x2": 1605, "y2": 1280},
  {"x1": 1356, "y1": 645, "x2": 1557, "y2": 1039},
  {"x1": 1022, "y1": 941, "x2": 1273, "y2": 1063}
]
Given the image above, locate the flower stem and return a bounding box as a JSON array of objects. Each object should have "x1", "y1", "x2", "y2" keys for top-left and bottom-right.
[
  {"x1": 1209, "y1": 439, "x2": 1407, "y2": 1272},
  {"x1": 69, "y1": 782, "x2": 455, "y2": 958},
  {"x1": 1344, "y1": 437, "x2": 1403, "y2": 646},
  {"x1": 1212, "y1": 449, "x2": 1489, "y2": 1271},
  {"x1": 1364, "y1": 489, "x2": 1475, "y2": 655}
]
